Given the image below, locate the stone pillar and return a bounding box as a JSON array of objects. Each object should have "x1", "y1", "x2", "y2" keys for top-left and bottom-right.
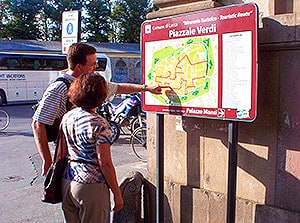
[{"x1": 144, "y1": 0, "x2": 300, "y2": 222}]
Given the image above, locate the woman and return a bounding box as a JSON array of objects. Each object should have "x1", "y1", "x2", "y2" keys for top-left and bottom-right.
[{"x1": 61, "y1": 73, "x2": 123, "y2": 222}]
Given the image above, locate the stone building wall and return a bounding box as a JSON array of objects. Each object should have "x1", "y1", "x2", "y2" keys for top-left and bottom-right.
[
  {"x1": 145, "y1": 0, "x2": 300, "y2": 222},
  {"x1": 110, "y1": 57, "x2": 141, "y2": 84}
]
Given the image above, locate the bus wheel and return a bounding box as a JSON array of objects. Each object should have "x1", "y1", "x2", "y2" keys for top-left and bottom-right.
[{"x1": 0, "y1": 92, "x2": 5, "y2": 106}]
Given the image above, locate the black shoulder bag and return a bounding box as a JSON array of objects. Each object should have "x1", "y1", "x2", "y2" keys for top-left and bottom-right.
[{"x1": 42, "y1": 127, "x2": 68, "y2": 204}]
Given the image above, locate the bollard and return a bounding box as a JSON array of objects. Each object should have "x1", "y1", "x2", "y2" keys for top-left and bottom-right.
[{"x1": 113, "y1": 171, "x2": 144, "y2": 223}]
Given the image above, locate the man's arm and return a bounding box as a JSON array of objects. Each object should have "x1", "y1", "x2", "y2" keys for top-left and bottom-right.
[
  {"x1": 115, "y1": 83, "x2": 165, "y2": 95},
  {"x1": 31, "y1": 120, "x2": 52, "y2": 176}
]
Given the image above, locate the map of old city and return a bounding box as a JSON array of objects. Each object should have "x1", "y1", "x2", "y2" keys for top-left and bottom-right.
[{"x1": 145, "y1": 34, "x2": 218, "y2": 108}]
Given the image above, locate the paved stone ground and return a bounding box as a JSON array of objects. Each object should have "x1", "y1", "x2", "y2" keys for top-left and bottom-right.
[
  {"x1": 0, "y1": 135, "x2": 147, "y2": 223},
  {"x1": 0, "y1": 104, "x2": 147, "y2": 223}
]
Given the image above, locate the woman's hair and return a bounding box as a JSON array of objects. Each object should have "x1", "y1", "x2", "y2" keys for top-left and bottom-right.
[
  {"x1": 67, "y1": 43, "x2": 97, "y2": 70},
  {"x1": 68, "y1": 73, "x2": 107, "y2": 110}
]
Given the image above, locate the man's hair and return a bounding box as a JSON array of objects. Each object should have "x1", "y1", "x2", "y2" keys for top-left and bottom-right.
[
  {"x1": 67, "y1": 43, "x2": 97, "y2": 70},
  {"x1": 68, "y1": 73, "x2": 107, "y2": 110}
]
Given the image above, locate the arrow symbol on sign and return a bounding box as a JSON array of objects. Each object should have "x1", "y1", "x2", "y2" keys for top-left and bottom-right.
[{"x1": 218, "y1": 108, "x2": 225, "y2": 117}]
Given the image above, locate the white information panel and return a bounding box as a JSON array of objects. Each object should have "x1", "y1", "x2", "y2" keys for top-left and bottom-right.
[{"x1": 222, "y1": 31, "x2": 252, "y2": 110}]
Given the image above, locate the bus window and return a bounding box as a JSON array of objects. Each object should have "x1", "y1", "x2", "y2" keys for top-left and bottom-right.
[
  {"x1": 0, "y1": 56, "x2": 8, "y2": 69},
  {"x1": 43, "y1": 58, "x2": 67, "y2": 70},
  {"x1": 7, "y1": 58, "x2": 21, "y2": 69},
  {"x1": 22, "y1": 58, "x2": 42, "y2": 70},
  {"x1": 95, "y1": 58, "x2": 107, "y2": 72},
  {"x1": 55, "y1": 60, "x2": 68, "y2": 69},
  {"x1": 95, "y1": 54, "x2": 111, "y2": 81}
]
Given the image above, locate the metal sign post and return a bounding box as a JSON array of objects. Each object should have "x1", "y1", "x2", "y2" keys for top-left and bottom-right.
[
  {"x1": 156, "y1": 114, "x2": 164, "y2": 223},
  {"x1": 227, "y1": 121, "x2": 238, "y2": 223}
]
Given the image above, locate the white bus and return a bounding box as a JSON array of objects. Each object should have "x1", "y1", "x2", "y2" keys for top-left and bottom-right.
[{"x1": 0, "y1": 52, "x2": 111, "y2": 105}]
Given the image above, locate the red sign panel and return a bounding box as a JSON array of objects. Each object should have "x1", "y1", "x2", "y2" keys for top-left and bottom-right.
[{"x1": 141, "y1": 3, "x2": 258, "y2": 121}]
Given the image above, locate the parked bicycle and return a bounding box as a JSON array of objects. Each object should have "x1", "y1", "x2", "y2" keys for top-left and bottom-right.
[
  {"x1": 0, "y1": 109, "x2": 10, "y2": 131},
  {"x1": 97, "y1": 93, "x2": 146, "y2": 136},
  {"x1": 130, "y1": 126, "x2": 147, "y2": 162},
  {"x1": 97, "y1": 93, "x2": 148, "y2": 161},
  {"x1": 107, "y1": 120, "x2": 121, "y2": 143},
  {"x1": 130, "y1": 111, "x2": 146, "y2": 133},
  {"x1": 96, "y1": 106, "x2": 120, "y2": 142}
]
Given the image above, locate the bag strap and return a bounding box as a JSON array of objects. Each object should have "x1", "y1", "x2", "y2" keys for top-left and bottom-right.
[
  {"x1": 53, "y1": 127, "x2": 68, "y2": 162},
  {"x1": 55, "y1": 77, "x2": 70, "y2": 89},
  {"x1": 54, "y1": 77, "x2": 72, "y2": 111}
]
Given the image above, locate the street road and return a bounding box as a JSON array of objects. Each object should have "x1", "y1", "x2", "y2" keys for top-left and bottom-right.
[{"x1": 0, "y1": 104, "x2": 147, "y2": 223}]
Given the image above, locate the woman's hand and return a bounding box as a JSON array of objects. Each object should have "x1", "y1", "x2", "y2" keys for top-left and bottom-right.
[
  {"x1": 42, "y1": 159, "x2": 52, "y2": 176},
  {"x1": 113, "y1": 193, "x2": 124, "y2": 212}
]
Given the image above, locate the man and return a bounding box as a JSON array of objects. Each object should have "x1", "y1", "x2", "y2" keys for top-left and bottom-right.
[{"x1": 32, "y1": 42, "x2": 164, "y2": 176}]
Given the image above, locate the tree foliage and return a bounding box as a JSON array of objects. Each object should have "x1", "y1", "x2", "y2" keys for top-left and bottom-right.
[
  {"x1": 0, "y1": 0, "x2": 42, "y2": 39},
  {"x1": 82, "y1": 0, "x2": 112, "y2": 42},
  {"x1": 0, "y1": 0, "x2": 152, "y2": 43},
  {"x1": 0, "y1": 1, "x2": 10, "y2": 37},
  {"x1": 111, "y1": 0, "x2": 151, "y2": 43},
  {"x1": 37, "y1": 0, "x2": 84, "y2": 41}
]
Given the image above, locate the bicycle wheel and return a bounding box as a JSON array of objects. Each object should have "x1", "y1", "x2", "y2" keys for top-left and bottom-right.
[
  {"x1": 130, "y1": 126, "x2": 147, "y2": 162},
  {"x1": 130, "y1": 116, "x2": 146, "y2": 133},
  {"x1": 0, "y1": 110, "x2": 10, "y2": 131},
  {"x1": 118, "y1": 116, "x2": 132, "y2": 135},
  {"x1": 109, "y1": 120, "x2": 120, "y2": 142}
]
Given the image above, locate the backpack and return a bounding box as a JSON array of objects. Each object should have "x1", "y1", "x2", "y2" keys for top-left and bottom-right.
[{"x1": 32, "y1": 77, "x2": 72, "y2": 142}]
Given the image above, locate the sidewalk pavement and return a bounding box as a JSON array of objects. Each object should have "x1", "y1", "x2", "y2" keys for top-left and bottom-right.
[
  {"x1": 0, "y1": 162, "x2": 147, "y2": 223},
  {"x1": 0, "y1": 135, "x2": 147, "y2": 223}
]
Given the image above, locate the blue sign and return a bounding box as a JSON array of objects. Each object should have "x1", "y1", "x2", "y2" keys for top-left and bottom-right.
[{"x1": 66, "y1": 23, "x2": 73, "y2": 35}]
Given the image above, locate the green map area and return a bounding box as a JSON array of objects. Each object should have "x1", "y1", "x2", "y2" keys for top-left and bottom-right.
[{"x1": 146, "y1": 37, "x2": 216, "y2": 105}]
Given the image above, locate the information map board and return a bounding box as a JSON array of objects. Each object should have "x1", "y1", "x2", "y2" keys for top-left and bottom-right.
[{"x1": 141, "y1": 3, "x2": 258, "y2": 122}]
